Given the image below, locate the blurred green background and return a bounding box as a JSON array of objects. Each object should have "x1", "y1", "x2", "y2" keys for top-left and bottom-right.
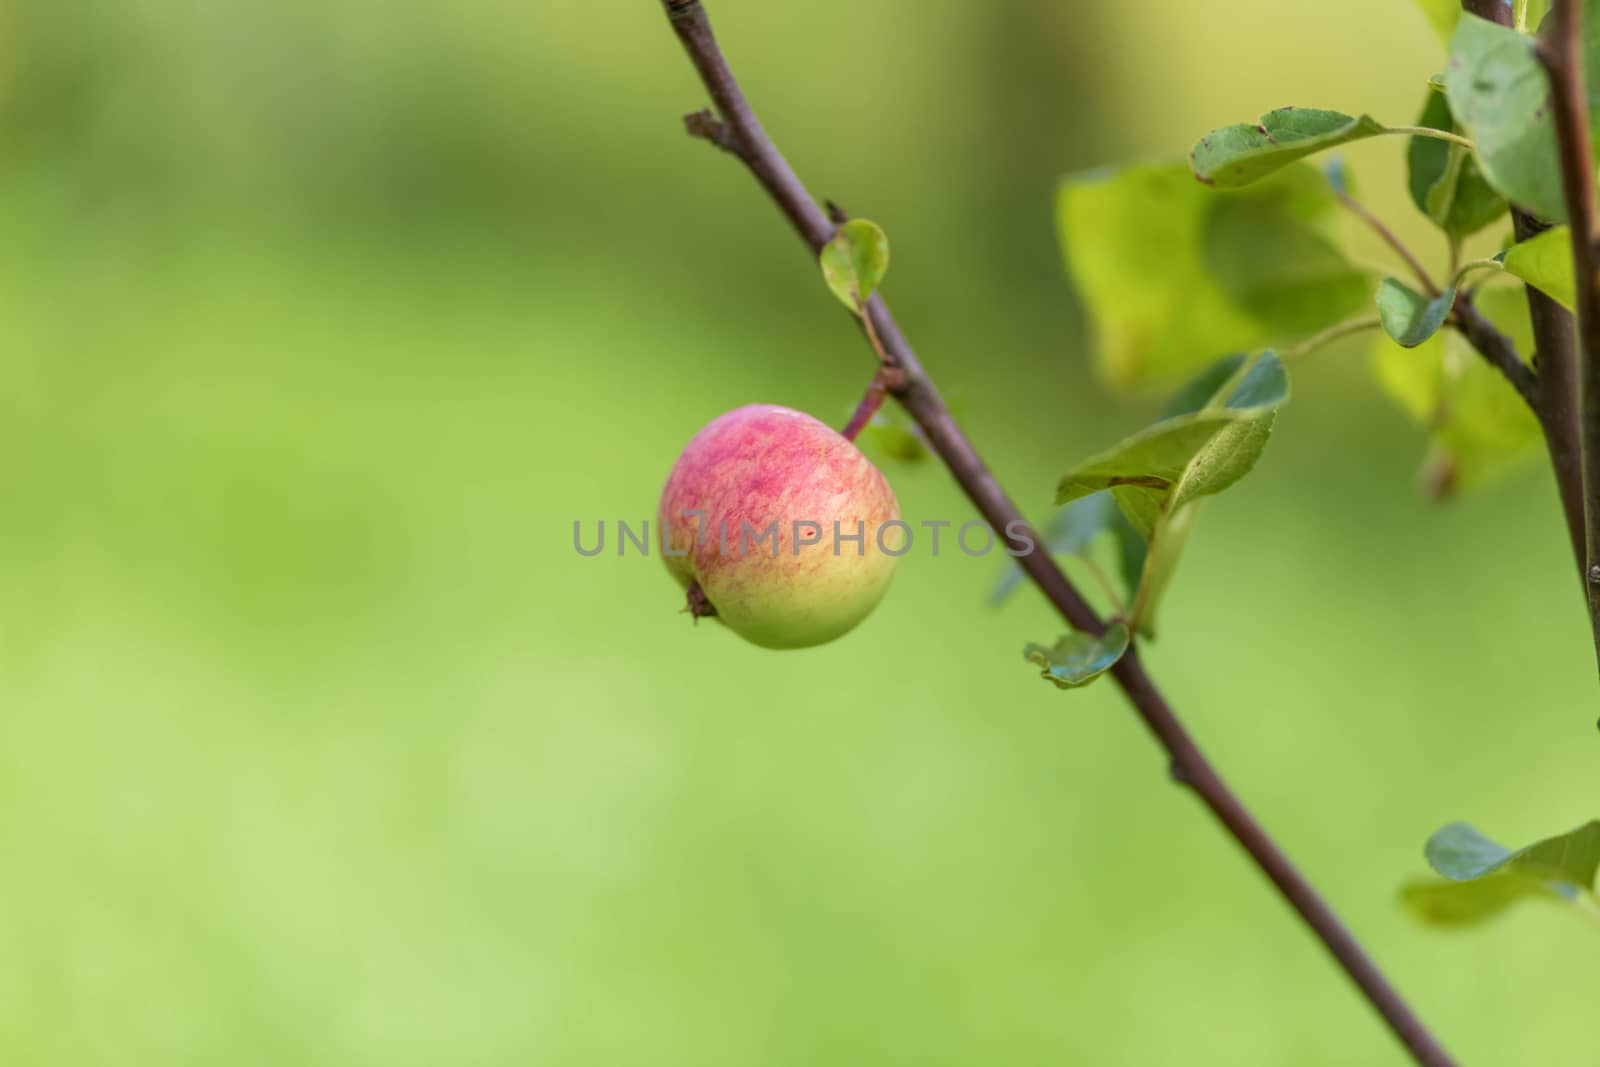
[{"x1": 1, "y1": 0, "x2": 1596, "y2": 1062}]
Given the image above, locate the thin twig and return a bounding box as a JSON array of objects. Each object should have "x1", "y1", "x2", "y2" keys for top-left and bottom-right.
[
  {"x1": 1285, "y1": 315, "x2": 1383, "y2": 360},
  {"x1": 840, "y1": 311, "x2": 902, "y2": 441},
  {"x1": 1538, "y1": 0, "x2": 1600, "y2": 670},
  {"x1": 1447, "y1": 258, "x2": 1506, "y2": 291},
  {"x1": 1335, "y1": 189, "x2": 1539, "y2": 412},
  {"x1": 656, "y1": 3, "x2": 1457, "y2": 1064},
  {"x1": 1334, "y1": 190, "x2": 1438, "y2": 296}
]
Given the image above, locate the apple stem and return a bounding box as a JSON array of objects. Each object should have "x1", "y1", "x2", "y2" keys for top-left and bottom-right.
[
  {"x1": 840, "y1": 380, "x2": 887, "y2": 441},
  {"x1": 840, "y1": 301, "x2": 903, "y2": 441}
]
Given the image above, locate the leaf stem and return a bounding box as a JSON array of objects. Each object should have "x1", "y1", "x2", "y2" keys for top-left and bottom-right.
[
  {"x1": 657, "y1": 3, "x2": 1457, "y2": 1063},
  {"x1": 1385, "y1": 125, "x2": 1475, "y2": 150},
  {"x1": 1285, "y1": 315, "x2": 1384, "y2": 360},
  {"x1": 1333, "y1": 190, "x2": 1440, "y2": 296},
  {"x1": 840, "y1": 300, "x2": 900, "y2": 441},
  {"x1": 1447, "y1": 257, "x2": 1506, "y2": 291},
  {"x1": 1076, "y1": 554, "x2": 1128, "y2": 619},
  {"x1": 839, "y1": 381, "x2": 887, "y2": 441}
]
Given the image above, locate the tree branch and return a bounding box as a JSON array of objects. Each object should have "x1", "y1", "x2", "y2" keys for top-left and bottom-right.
[
  {"x1": 1336, "y1": 184, "x2": 1544, "y2": 420},
  {"x1": 1451, "y1": 298, "x2": 1540, "y2": 408},
  {"x1": 1524, "y1": 216, "x2": 1589, "y2": 578},
  {"x1": 656, "y1": 3, "x2": 1456, "y2": 1064},
  {"x1": 1458, "y1": 0, "x2": 1589, "y2": 584},
  {"x1": 1538, "y1": 0, "x2": 1600, "y2": 669}
]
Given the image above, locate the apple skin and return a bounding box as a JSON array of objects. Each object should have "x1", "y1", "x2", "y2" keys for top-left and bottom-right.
[{"x1": 659, "y1": 404, "x2": 900, "y2": 649}]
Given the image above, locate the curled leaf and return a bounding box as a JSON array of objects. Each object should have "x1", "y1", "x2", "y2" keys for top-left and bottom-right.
[
  {"x1": 1023, "y1": 622, "x2": 1130, "y2": 690},
  {"x1": 1406, "y1": 91, "x2": 1505, "y2": 239},
  {"x1": 1371, "y1": 285, "x2": 1540, "y2": 490},
  {"x1": 1054, "y1": 352, "x2": 1288, "y2": 637},
  {"x1": 1376, "y1": 278, "x2": 1456, "y2": 348}
]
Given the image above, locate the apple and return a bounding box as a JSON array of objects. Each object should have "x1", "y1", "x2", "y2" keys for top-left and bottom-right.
[{"x1": 659, "y1": 404, "x2": 900, "y2": 649}]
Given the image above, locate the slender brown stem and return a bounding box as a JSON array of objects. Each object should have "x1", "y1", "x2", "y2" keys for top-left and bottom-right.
[
  {"x1": 840, "y1": 305, "x2": 900, "y2": 441},
  {"x1": 839, "y1": 382, "x2": 886, "y2": 442},
  {"x1": 655, "y1": 3, "x2": 1456, "y2": 1063},
  {"x1": 1538, "y1": 0, "x2": 1600, "y2": 671},
  {"x1": 1283, "y1": 315, "x2": 1383, "y2": 361},
  {"x1": 1334, "y1": 188, "x2": 1541, "y2": 410},
  {"x1": 1335, "y1": 190, "x2": 1438, "y2": 296}
]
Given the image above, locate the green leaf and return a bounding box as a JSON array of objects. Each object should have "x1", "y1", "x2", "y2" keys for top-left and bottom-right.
[
  {"x1": 1427, "y1": 820, "x2": 1600, "y2": 885},
  {"x1": 1503, "y1": 225, "x2": 1576, "y2": 310},
  {"x1": 1376, "y1": 278, "x2": 1457, "y2": 348},
  {"x1": 1203, "y1": 194, "x2": 1373, "y2": 337},
  {"x1": 1190, "y1": 109, "x2": 1387, "y2": 188},
  {"x1": 1055, "y1": 353, "x2": 1288, "y2": 536},
  {"x1": 1023, "y1": 622, "x2": 1130, "y2": 689},
  {"x1": 1444, "y1": 15, "x2": 1565, "y2": 221},
  {"x1": 1372, "y1": 285, "x2": 1541, "y2": 490},
  {"x1": 1413, "y1": 0, "x2": 1463, "y2": 44},
  {"x1": 819, "y1": 219, "x2": 890, "y2": 311},
  {"x1": 1128, "y1": 501, "x2": 1197, "y2": 641},
  {"x1": 1403, "y1": 820, "x2": 1600, "y2": 928},
  {"x1": 1401, "y1": 871, "x2": 1564, "y2": 926},
  {"x1": 1054, "y1": 353, "x2": 1288, "y2": 636},
  {"x1": 1058, "y1": 163, "x2": 1367, "y2": 388},
  {"x1": 863, "y1": 407, "x2": 930, "y2": 465},
  {"x1": 1108, "y1": 505, "x2": 1148, "y2": 605},
  {"x1": 1163, "y1": 353, "x2": 1249, "y2": 419},
  {"x1": 990, "y1": 492, "x2": 1149, "y2": 609},
  {"x1": 1406, "y1": 92, "x2": 1506, "y2": 238}
]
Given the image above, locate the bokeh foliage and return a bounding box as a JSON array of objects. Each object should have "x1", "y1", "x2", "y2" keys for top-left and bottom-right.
[{"x1": 1, "y1": 0, "x2": 1597, "y2": 1064}]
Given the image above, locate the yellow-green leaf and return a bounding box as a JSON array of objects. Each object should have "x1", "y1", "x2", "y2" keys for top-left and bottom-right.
[
  {"x1": 1503, "y1": 226, "x2": 1576, "y2": 310},
  {"x1": 819, "y1": 219, "x2": 890, "y2": 311}
]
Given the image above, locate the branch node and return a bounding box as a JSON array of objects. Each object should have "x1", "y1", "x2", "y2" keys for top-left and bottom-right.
[{"x1": 683, "y1": 108, "x2": 742, "y2": 157}]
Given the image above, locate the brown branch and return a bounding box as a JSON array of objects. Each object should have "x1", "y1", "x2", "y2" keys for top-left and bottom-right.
[
  {"x1": 1538, "y1": 0, "x2": 1600, "y2": 670},
  {"x1": 1522, "y1": 222, "x2": 1589, "y2": 579},
  {"x1": 1332, "y1": 187, "x2": 1541, "y2": 410},
  {"x1": 1451, "y1": 298, "x2": 1540, "y2": 408},
  {"x1": 656, "y1": 2, "x2": 1457, "y2": 1064},
  {"x1": 1452, "y1": 2, "x2": 1590, "y2": 585}
]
